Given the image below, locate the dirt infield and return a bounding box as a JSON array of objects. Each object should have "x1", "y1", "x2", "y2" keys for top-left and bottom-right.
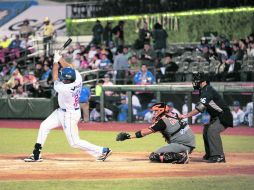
[
  {"x1": 0, "y1": 152, "x2": 254, "y2": 180},
  {"x1": 0, "y1": 120, "x2": 254, "y2": 181}
]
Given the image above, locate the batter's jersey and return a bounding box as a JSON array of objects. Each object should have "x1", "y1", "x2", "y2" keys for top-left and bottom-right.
[
  {"x1": 54, "y1": 70, "x2": 82, "y2": 110},
  {"x1": 149, "y1": 112, "x2": 196, "y2": 148},
  {"x1": 197, "y1": 84, "x2": 233, "y2": 127}
]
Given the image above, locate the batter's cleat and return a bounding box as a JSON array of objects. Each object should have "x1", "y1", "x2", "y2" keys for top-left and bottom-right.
[
  {"x1": 96, "y1": 148, "x2": 112, "y2": 162},
  {"x1": 207, "y1": 155, "x2": 226, "y2": 163},
  {"x1": 24, "y1": 154, "x2": 43, "y2": 162}
]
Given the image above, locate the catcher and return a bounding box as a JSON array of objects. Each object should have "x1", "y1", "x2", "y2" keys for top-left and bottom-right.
[{"x1": 116, "y1": 103, "x2": 195, "y2": 164}]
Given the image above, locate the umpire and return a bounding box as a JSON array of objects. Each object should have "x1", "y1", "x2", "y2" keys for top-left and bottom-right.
[{"x1": 179, "y1": 72, "x2": 233, "y2": 163}]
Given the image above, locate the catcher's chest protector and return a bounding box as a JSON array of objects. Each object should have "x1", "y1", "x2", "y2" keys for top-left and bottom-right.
[{"x1": 161, "y1": 117, "x2": 195, "y2": 148}]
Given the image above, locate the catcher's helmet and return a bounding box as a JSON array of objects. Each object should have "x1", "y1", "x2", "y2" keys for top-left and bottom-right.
[
  {"x1": 150, "y1": 102, "x2": 169, "y2": 122},
  {"x1": 60, "y1": 67, "x2": 76, "y2": 82},
  {"x1": 192, "y1": 72, "x2": 209, "y2": 90}
]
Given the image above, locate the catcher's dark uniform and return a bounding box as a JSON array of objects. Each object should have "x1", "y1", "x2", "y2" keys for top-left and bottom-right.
[
  {"x1": 196, "y1": 84, "x2": 233, "y2": 158},
  {"x1": 149, "y1": 112, "x2": 196, "y2": 154}
]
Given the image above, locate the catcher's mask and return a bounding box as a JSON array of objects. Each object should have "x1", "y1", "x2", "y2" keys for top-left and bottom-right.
[
  {"x1": 150, "y1": 102, "x2": 169, "y2": 122},
  {"x1": 192, "y1": 72, "x2": 209, "y2": 90}
]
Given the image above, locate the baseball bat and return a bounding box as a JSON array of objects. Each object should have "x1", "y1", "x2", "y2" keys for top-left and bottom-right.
[{"x1": 60, "y1": 38, "x2": 72, "y2": 52}]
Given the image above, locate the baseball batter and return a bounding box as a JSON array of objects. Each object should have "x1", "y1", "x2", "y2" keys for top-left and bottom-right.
[
  {"x1": 24, "y1": 50, "x2": 112, "y2": 162},
  {"x1": 116, "y1": 103, "x2": 196, "y2": 164}
]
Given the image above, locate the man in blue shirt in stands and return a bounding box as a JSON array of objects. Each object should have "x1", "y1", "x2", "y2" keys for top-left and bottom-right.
[{"x1": 80, "y1": 85, "x2": 91, "y2": 122}]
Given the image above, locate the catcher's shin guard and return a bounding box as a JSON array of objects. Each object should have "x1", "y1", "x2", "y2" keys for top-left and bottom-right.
[
  {"x1": 149, "y1": 152, "x2": 161, "y2": 162},
  {"x1": 163, "y1": 151, "x2": 189, "y2": 164}
]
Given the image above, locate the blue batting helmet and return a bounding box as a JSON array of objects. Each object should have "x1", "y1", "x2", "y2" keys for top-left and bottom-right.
[{"x1": 60, "y1": 67, "x2": 76, "y2": 82}]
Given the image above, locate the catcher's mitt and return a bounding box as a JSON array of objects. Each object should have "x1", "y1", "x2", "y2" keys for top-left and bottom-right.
[{"x1": 116, "y1": 132, "x2": 131, "y2": 141}]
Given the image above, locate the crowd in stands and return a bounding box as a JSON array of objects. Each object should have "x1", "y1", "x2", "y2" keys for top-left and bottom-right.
[{"x1": 0, "y1": 19, "x2": 253, "y2": 126}]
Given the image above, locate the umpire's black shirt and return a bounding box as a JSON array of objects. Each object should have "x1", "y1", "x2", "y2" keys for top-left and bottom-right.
[{"x1": 197, "y1": 84, "x2": 233, "y2": 127}]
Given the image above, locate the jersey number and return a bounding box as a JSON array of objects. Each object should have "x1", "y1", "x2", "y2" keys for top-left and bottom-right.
[{"x1": 200, "y1": 98, "x2": 207, "y2": 104}]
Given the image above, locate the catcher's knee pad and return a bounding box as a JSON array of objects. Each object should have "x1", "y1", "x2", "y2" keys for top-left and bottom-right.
[
  {"x1": 149, "y1": 152, "x2": 161, "y2": 162},
  {"x1": 163, "y1": 152, "x2": 187, "y2": 164}
]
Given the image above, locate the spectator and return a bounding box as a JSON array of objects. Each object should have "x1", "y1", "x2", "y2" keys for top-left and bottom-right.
[
  {"x1": 19, "y1": 19, "x2": 35, "y2": 38},
  {"x1": 117, "y1": 95, "x2": 128, "y2": 122},
  {"x1": 40, "y1": 64, "x2": 52, "y2": 81},
  {"x1": 95, "y1": 79, "x2": 104, "y2": 96},
  {"x1": 143, "y1": 102, "x2": 157, "y2": 123},
  {"x1": 166, "y1": 102, "x2": 180, "y2": 115},
  {"x1": 134, "y1": 64, "x2": 156, "y2": 109},
  {"x1": 20, "y1": 35, "x2": 34, "y2": 54},
  {"x1": 122, "y1": 92, "x2": 142, "y2": 120},
  {"x1": 123, "y1": 46, "x2": 132, "y2": 60},
  {"x1": 99, "y1": 53, "x2": 112, "y2": 77},
  {"x1": 128, "y1": 54, "x2": 142, "y2": 81},
  {"x1": 138, "y1": 42, "x2": 156, "y2": 69},
  {"x1": 42, "y1": 17, "x2": 55, "y2": 56},
  {"x1": 87, "y1": 44, "x2": 97, "y2": 63},
  {"x1": 9, "y1": 60, "x2": 19, "y2": 74},
  {"x1": 112, "y1": 20, "x2": 125, "y2": 48},
  {"x1": 5, "y1": 78, "x2": 21, "y2": 97},
  {"x1": 158, "y1": 53, "x2": 179, "y2": 82},
  {"x1": 0, "y1": 35, "x2": 11, "y2": 49},
  {"x1": 13, "y1": 85, "x2": 28, "y2": 98},
  {"x1": 34, "y1": 63, "x2": 44, "y2": 80},
  {"x1": 197, "y1": 37, "x2": 209, "y2": 52},
  {"x1": 134, "y1": 64, "x2": 156, "y2": 85},
  {"x1": 247, "y1": 41, "x2": 254, "y2": 57},
  {"x1": 113, "y1": 47, "x2": 130, "y2": 84},
  {"x1": 182, "y1": 96, "x2": 199, "y2": 124},
  {"x1": 2, "y1": 68, "x2": 23, "y2": 90},
  {"x1": 80, "y1": 86, "x2": 91, "y2": 122},
  {"x1": 136, "y1": 21, "x2": 152, "y2": 49},
  {"x1": 65, "y1": 45, "x2": 74, "y2": 60},
  {"x1": 223, "y1": 57, "x2": 241, "y2": 81},
  {"x1": 92, "y1": 20, "x2": 104, "y2": 46},
  {"x1": 245, "y1": 101, "x2": 253, "y2": 127},
  {"x1": 72, "y1": 42, "x2": 81, "y2": 61},
  {"x1": 89, "y1": 53, "x2": 101, "y2": 69},
  {"x1": 152, "y1": 22, "x2": 168, "y2": 57},
  {"x1": 231, "y1": 101, "x2": 245, "y2": 126},
  {"x1": 73, "y1": 53, "x2": 81, "y2": 69},
  {"x1": 90, "y1": 103, "x2": 113, "y2": 122},
  {"x1": 8, "y1": 34, "x2": 21, "y2": 60},
  {"x1": 103, "y1": 21, "x2": 113, "y2": 47},
  {"x1": 228, "y1": 43, "x2": 244, "y2": 61},
  {"x1": 80, "y1": 54, "x2": 89, "y2": 70},
  {"x1": 102, "y1": 74, "x2": 114, "y2": 96},
  {"x1": 23, "y1": 71, "x2": 39, "y2": 96},
  {"x1": 131, "y1": 93, "x2": 142, "y2": 120}
]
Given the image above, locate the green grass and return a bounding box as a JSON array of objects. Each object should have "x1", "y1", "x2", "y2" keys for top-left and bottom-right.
[
  {"x1": 0, "y1": 176, "x2": 254, "y2": 190},
  {"x1": 0, "y1": 128, "x2": 253, "y2": 154}
]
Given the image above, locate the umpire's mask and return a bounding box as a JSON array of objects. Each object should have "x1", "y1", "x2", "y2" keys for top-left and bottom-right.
[{"x1": 192, "y1": 72, "x2": 209, "y2": 90}]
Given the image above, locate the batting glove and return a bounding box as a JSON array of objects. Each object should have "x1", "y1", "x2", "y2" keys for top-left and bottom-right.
[{"x1": 53, "y1": 50, "x2": 62, "y2": 63}]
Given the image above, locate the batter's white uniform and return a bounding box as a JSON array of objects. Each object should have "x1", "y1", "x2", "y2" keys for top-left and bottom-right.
[{"x1": 36, "y1": 70, "x2": 104, "y2": 157}]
